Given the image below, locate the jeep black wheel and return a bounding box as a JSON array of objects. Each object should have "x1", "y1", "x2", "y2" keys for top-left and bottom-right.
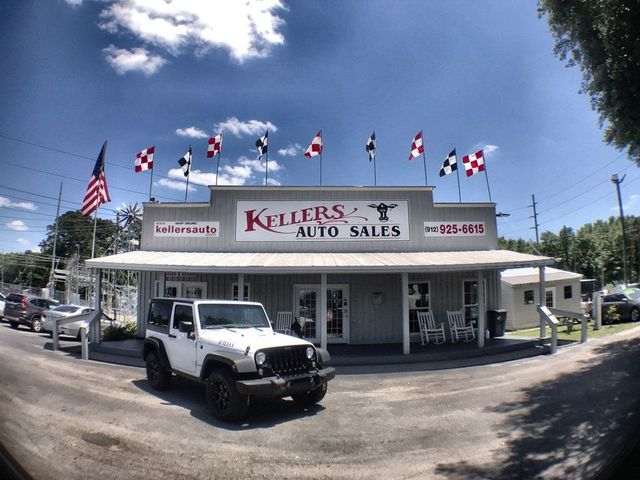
[
  {"x1": 9, "y1": 321, "x2": 18, "y2": 329},
  {"x1": 146, "y1": 351, "x2": 171, "y2": 390},
  {"x1": 291, "y1": 382, "x2": 327, "y2": 406},
  {"x1": 206, "y1": 371, "x2": 248, "y2": 422},
  {"x1": 31, "y1": 316, "x2": 43, "y2": 333}
]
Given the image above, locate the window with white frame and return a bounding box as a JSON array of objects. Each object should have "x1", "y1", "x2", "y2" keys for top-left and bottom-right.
[
  {"x1": 232, "y1": 283, "x2": 251, "y2": 301},
  {"x1": 463, "y1": 280, "x2": 479, "y2": 324},
  {"x1": 545, "y1": 287, "x2": 555, "y2": 307},
  {"x1": 408, "y1": 282, "x2": 430, "y2": 333}
]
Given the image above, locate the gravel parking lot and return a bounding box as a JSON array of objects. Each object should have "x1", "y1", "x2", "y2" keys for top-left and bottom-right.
[{"x1": 1, "y1": 323, "x2": 640, "y2": 479}]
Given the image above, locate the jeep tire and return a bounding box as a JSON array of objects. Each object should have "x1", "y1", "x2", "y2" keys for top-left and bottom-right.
[
  {"x1": 291, "y1": 382, "x2": 327, "y2": 406},
  {"x1": 146, "y1": 350, "x2": 171, "y2": 390},
  {"x1": 206, "y1": 370, "x2": 248, "y2": 422}
]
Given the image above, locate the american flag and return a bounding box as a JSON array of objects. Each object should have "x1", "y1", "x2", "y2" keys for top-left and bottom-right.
[
  {"x1": 135, "y1": 145, "x2": 154, "y2": 172},
  {"x1": 207, "y1": 133, "x2": 223, "y2": 158},
  {"x1": 462, "y1": 150, "x2": 485, "y2": 177},
  {"x1": 408, "y1": 131, "x2": 424, "y2": 160},
  {"x1": 81, "y1": 141, "x2": 111, "y2": 217},
  {"x1": 304, "y1": 130, "x2": 323, "y2": 158}
]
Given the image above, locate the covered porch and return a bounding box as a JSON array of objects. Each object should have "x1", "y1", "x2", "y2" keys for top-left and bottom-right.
[{"x1": 86, "y1": 249, "x2": 554, "y2": 355}]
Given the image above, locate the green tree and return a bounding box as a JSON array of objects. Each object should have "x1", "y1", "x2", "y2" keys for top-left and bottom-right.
[
  {"x1": 539, "y1": 0, "x2": 640, "y2": 163},
  {"x1": 39, "y1": 210, "x2": 117, "y2": 260}
]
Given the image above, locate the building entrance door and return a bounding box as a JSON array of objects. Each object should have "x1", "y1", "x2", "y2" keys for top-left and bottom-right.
[{"x1": 294, "y1": 284, "x2": 349, "y2": 344}]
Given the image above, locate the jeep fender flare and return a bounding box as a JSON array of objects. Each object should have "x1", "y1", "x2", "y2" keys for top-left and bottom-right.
[
  {"x1": 199, "y1": 352, "x2": 256, "y2": 381},
  {"x1": 316, "y1": 347, "x2": 332, "y2": 366},
  {"x1": 143, "y1": 337, "x2": 171, "y2": 370}
]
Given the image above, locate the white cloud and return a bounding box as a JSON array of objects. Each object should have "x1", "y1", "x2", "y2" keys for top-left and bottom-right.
[
  {"x1": 156, "y1": 177, "x2": 197, "y2": 192},
  {"x1": 214, "y1": 117, "x2": 277, "y2": 138},
  {"x1": 98, "y1": 0, "x2": 286, "y2": 63},
  {"x1": 278, "y1": 143, "x2": 302, "y2": 157},
  {"x1": 65, "y1": 0, "x2": 83, "y2": 6},
  {"x1": 7, "y1": 220, "x2": 28, "y2": 232},
  {"x1": 103, "y1": 45, "x2": 167, "y2": 76},
  {"x1": 176, "y1": 127, "x2": 208, "y2": 139},
  {"x1": 16, "y1": 238, "x2": 30, "y2": 245},
  {"x1": 239, "y1": 156, "x2": 282, "y2": 173},
  {"x1": 0, "y1": 196, "x2": 37, "y2": 211},
  {"x1": 484, "y1": 145, "x2": 499, "y2": 155}
]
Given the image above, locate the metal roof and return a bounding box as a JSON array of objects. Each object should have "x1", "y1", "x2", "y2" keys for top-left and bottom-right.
[
  {"x1": 86, "y1": 249, "x2": 554, "y2": 274},
  {"x1": 501, "y1": 267, "x2": 582, "y2": 286}
]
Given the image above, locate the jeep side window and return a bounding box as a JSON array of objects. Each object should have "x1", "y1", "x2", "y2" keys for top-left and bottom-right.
[
  {"x1": 148, "y1": 301, "x2": 172, "y2": 331},
  {"x1": 173, "y1": 305, "x2": 193, "y2": 330}
]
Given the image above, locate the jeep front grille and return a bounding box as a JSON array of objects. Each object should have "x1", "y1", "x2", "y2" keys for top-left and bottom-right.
[{"x1": 264, "y1": 346, "x2": 308, "y2": 376}]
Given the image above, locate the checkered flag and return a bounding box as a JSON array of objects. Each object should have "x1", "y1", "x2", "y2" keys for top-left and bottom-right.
[
  {"x1": 462, "y1": 150, "x2": 485, "y2": 177},
  {"x1": 304, "y1": 130, "x2": 323, "y2": 158},
  {"x1": 178, "y1": 147, "x2": 192, "y2": 177},
  {"x1": 408, "y1": 131, "x2": 424, "y2": 160},
  {"x1": 365, "y1": 131, "x2": 376, "y2": 161},
  {"x1": 207, "y1": 133, "x2": 223, "y2": 158},
  {"x1": 256, "y1": 131, "x2": 268, "y2": 159},
  {"x1": 135, "y1": 146, "x2": 155, "y2": 172},
  {"x1": 439, "y1": 149, "x2": 457, "y2": 177}
]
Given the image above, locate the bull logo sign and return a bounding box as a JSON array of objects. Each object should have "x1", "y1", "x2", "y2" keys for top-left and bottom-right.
[{"x1": 367, "y1": 203, "x2": 398, "y2": 222}]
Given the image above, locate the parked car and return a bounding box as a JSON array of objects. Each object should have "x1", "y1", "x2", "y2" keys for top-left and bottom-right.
[
  {"x1": 3, "y1": 294, "x2": 60, "y2": 332},
  {"x1": 0, "y1": 292, "x2": 6, "y2": 320},
  {"x1": 42, "y1": 305, "x2": 93, "y2": 340},
  {"x1": 601, "y1": 288, "x2": 640, "y2": 323}
]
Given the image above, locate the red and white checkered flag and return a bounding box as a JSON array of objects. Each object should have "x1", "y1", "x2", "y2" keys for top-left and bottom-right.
[
  {"x1": 135, "y1": 145, "x2": 154, "y2": 172},
  {"x1": 462, "y1": 150, "x2": 485, "y2": 177},
  {"x1": 207, "y1": 133, "x2": 223, "y2": 158},
  {"x1": 304, "y1": 130, "x2": 323, "y2": 158},
  {"x1": 408, "y1": 131, "x2": 424, "y2": 160}
]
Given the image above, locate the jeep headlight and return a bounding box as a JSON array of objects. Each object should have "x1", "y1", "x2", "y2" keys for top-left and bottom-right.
[
  {"x1": 255, "y1": 351, "x2": 266, "y2": 366},
  {"x1": 305, "y1": 347, "x2": 315, "y2": 360}
]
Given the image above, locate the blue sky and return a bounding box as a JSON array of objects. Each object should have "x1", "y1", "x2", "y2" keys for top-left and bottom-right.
[{"x1": 0, "y1": 0, "x2": 638, "y2": 253}]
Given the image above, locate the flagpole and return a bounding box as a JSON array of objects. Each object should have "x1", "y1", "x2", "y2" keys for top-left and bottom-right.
[
  {"x1": 483, "y1": 153, "x2": 493, "y2": 202},
  {"x1": 184, "y1": 145, "x2": 190, "y2": 202},
  {"x1": 265, "y1": 131, "x2": 269, "y2": 186},
  {"x1": 91, "y1": 140, "x2": 107, "y2": 259},
  {"x1": 455, "y1": 158, "x2": 462, "y2": 202},
  {"x1": 421, "y1": 150, "x2": 428, "y2": 186},
  {"x1": 320, "y1": 129, "x2": 323, "y2": 186},
  {"x1": 148, "y1": 158, "x2": 154, "y2": 201},
  {"x1": 215, "y1": 131, "x2": 223, "y2": 187}
]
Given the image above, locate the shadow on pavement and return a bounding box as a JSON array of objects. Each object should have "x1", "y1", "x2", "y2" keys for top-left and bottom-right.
[
  {"x1": 131, "y1": 377, "x2": 325, "y2": 431},
  {"x1": 434, "y1": 336, "x2": 640, "y2": 480}
]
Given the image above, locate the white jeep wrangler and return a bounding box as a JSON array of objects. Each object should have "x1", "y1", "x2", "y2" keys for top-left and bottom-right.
[{"x1": 142, "y1": 298, "x2": 335, "y2": 421}]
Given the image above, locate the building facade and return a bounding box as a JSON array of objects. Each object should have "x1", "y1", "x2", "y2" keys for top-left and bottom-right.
[{"x1": 87, "y1": 186, "x2": 553, "y2": 354}]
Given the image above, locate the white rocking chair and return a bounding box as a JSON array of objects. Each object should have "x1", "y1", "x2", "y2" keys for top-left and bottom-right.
[
  {"x1": 274, "y1": 311, "x2": 293, "y2": 335},
  {"x1": 417, "y1": 311, "x2": 446, "y2": 345},
  {"x1": 446, "y1": 310, "x2": 475, "y2": 343}
]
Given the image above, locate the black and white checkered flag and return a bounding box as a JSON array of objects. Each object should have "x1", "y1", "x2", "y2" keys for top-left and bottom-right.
[
  {"x1": 439, "y1": 149, "x2": 457, "y2": 177},
  {"x1": 256, "y1": 131, "x2": 268, "y2": 159},
  {"x1": 178, "y1": 147, "x2": 192, "y2": 177},
  {"x1": 365, "y1": 131, "x2": 376, "y2": 161}
]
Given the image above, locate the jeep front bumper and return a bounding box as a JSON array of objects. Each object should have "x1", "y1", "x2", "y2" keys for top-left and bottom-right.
[{"x1": 235, "y1": 367, "x2": 336, "y2": 397}]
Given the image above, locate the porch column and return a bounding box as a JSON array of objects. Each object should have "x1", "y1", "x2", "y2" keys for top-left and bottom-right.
[
  {"x1": 539, "y1": 266, "x2": 546, "y2": 337},
  {"x1": 237, "y1": 273, "x2": 244, "y2": 301},
  {"x1": 320, "y1": 273, "x2": 327, "y2": 351},
  {"x1": 477, "y1": 270, "x2": 485, "y2": 348},
  {"x1": 93, "y1": 269, "x2": 102, "y2": 344},
  {"x1": 402, "y1": 272, "x2": 410, "y2": 355}
]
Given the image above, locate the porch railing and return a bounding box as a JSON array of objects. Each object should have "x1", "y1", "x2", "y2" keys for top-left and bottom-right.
[
  {"x1": 537, "y1": 305, "x2": 558, "y2": 354},
  {"x1": 51, "y1": 309, "x2": 103, "y2": 361},
  {"x1": 548, "y1": 307, "x2": 589, "y2": 344}
]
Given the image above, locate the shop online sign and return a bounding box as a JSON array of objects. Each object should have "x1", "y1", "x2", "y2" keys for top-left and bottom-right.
[
  {"x1": 154, "y1": 221, "x2": 219, "y2": 237},
  {"x1": 236, "y1": 201, "x2": 410, "y2": 241}
]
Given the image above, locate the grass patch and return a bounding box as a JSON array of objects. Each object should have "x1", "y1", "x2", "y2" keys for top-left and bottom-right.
[{"x1": 507, "y1": 322, "x2": 640, "y2": 342}]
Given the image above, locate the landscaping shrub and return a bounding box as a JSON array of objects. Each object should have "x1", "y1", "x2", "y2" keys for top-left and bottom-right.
[{"x1": 102, "y1": 321, "x2": 137, "y2": 341}]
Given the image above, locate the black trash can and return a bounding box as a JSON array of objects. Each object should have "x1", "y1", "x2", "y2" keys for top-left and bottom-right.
[{"x1": 487, "y1": 309, "x2": 507, "y2": 337}]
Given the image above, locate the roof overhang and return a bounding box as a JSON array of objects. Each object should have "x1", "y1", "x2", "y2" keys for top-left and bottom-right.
[{"x1": 85, "y1": 250, "x2": 555, "y2": 274}]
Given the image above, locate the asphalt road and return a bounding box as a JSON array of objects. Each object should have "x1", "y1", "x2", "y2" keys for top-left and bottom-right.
[{"x1": 1, "y1": 322, "x2": 640, "y2": 480}]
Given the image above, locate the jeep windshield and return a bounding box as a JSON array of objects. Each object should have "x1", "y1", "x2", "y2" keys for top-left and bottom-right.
[{"x1": 198, "y1": 304, "x2": 270, "y2": 329}]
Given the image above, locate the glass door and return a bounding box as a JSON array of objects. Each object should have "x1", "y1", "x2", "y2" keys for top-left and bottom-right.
[
  {"x1": 295, "y1": 286, "x2": 318, "y2": 342},
  {"x1": 327, "y1": 285, "x2": 349, "y2": 343}
]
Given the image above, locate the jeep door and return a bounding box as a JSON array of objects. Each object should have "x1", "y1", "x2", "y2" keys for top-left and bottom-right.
[{"x1": 168, "y1": 303, "x2": 197, "y2": 374}]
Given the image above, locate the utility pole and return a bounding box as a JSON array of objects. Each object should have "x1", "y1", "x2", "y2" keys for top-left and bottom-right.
[
  {"x1": 529, "y1": 194, "x2": 540, "y2": 245},
  {"x1": 49, "y1": 182, "x2": 63, "y2": 298},
  {"x1": 611, "y1": 174, "x2": 628, "y2": 287}
]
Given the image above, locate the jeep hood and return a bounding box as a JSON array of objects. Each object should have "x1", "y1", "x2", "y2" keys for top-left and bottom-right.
[{"x1": 198, "y1": 328, "x2": 312, "y2": 355}]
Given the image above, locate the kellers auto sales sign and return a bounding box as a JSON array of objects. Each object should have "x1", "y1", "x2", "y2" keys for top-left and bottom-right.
[{"x1": 235, "y1": 201, "x2": 410, "y2": 242}]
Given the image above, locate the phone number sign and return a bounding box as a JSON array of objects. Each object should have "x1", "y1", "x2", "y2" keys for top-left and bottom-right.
[{"x1": 424, "y1": 222, "x2": 485, "y2": 237}]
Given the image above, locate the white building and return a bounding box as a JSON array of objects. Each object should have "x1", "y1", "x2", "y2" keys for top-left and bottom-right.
[
  {"x1": 87, "y1": 186, "x2": 554, "y2": 355},
  {"x1": 501, "y1": 267, "x2": 583, "y2": 330}
]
